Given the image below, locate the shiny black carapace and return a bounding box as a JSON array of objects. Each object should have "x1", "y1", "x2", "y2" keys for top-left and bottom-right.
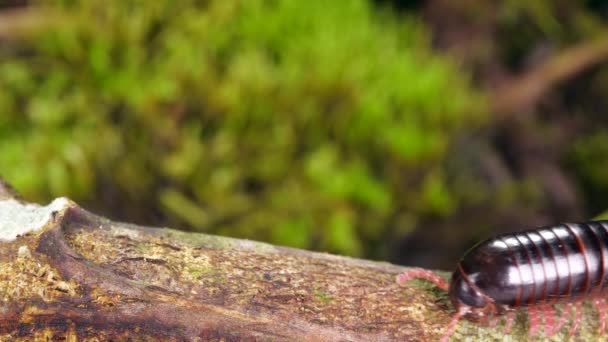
[{"x1": 397, "y1": 221, "x2": 608, "y2": 341}]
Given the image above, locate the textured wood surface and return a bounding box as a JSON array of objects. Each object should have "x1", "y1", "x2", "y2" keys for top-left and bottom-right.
[{"x1": 0, "y1": 179, "x2": 603, "y2": 341}]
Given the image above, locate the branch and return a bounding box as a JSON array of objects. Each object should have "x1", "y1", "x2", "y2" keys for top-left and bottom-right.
[
  {"x1": 0, "y1": 8, "x2": 52, "y2": 40},
  {"x1": 0, "y1": 186, "x2": 602, "y2": 340},
  {"x1": 492, "y1": 32, "x2": 608, "y2": 116}
]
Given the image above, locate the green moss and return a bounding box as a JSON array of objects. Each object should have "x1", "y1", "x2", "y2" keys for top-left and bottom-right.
[
  {"x1": 185, "y1": 266, "x2": 204, "y2": 280},
  {"x1": 0, "y1": 0, "x2": 485, "y2": 258},
  {"x1": 134, "y1": 244, "x2": 150, "y2": 253},
  {"x1": 567, "y1": 131, "x2": 608, "y2": 215},
  {"x1": 313, "y1": 288, "x2": 332, "y2": 304}
]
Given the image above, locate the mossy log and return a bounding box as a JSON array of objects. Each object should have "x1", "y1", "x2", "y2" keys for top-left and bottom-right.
[{"x1": 0, "y1": 180, "x2": 603, "y2": 341}]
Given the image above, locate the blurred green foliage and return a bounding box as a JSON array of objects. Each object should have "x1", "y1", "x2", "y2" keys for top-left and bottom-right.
[
  {"x1": 0, "y1": 0, "x2": 484, "y2": 257},
  {"x1": 498, "y1": 0, "x2": 607, "y2": 70},
  {"x1": 569, "y1": 132, "x2": 608, "y2": 216}
]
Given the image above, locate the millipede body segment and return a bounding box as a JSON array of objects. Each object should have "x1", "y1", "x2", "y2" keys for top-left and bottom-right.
[{"x1": 397, "y1": 221, "x2": 608, "y2": 341}]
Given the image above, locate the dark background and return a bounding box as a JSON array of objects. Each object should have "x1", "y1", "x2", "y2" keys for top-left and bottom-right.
[{"x1": 2, "y1": 0, "x2": 608, "y2": 270}]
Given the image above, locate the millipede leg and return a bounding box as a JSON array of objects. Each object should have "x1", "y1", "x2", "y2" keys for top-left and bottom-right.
[
  {"x1": 439, "y1": 309, "x2": 466, "y2": 342},
  {"x1": 539, "y1": 304, "x2": 556, "y2": 336},
  {"x1": 569, "y1": 301, "x2": 583, "y2": 336},
  {"x1": 594, "y1": 298, "x2": 608, "y2": 334},
  {"x1": 396, "y1": 268, "x2": 449, "y2": 291},
  {"x1": 554, "y1": 302, "x2": 573, "y2": 334},
  {"x1": 503, "y1": 311, "x2": 516, "y2": 334},
  {"x1": 488, "y1": 314, "x2": 499, "y2": 328},
  {"x1": 479, "y1": 310, "x2": 492, "y2": 326},
  {"x1": 528, "y1": 306, "x2": 540, "y2": 337}
]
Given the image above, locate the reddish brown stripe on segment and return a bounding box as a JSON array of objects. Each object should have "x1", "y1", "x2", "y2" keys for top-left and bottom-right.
[
  {"x1": 581, "y1": 223, "x2": 603, "y2": 296},
  {"x1": 514, "y1": 234, "x2": 537, "y2": 304},
  {"x1": 457, "y1": 263, "x2": 494, "y2": 308},
  {"x1": 565, "y1": 223, "x2": 591, "y2": 297},
  {"x1": 526, "y1": 231, "x2": 549, "y2": 302},
  {"x1": 597, "y1": 222, "x2": 608, "y2": 294},
  {"x1": 551, "y1": 226, "x2": 573, "y2": 300},
  {"x1": 537, "y1": 232, "x2": 560, "y2": 305},
  {"x1": 498, "y1": 237, "x2": 524, "y2": 307}
]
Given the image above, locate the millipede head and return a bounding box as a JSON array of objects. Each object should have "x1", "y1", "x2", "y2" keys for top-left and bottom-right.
[{"x1": 448, "y1": 266, "x2": 500, "y2": 321}]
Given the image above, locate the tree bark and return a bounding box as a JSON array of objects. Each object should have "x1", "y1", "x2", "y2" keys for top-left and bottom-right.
[{"x1": 0, "y1": 181, "x2": 604, "y2": 341}]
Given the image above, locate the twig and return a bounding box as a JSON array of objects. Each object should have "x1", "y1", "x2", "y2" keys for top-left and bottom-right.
[{"x1": 492, "y1": 32, "x2": 608, "y2": 116}]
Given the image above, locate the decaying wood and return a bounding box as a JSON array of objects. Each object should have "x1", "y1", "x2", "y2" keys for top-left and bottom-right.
[{"x1": 0, "y1": 182, "x2": 606, "y2": 341}]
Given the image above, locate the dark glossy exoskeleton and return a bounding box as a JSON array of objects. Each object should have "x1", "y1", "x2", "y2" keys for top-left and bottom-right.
[{"x1": 397, "y1": 221, "x2": 608, "y2": 341}]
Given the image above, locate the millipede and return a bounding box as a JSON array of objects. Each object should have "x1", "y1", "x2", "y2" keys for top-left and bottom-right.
[{"x1": 397, "y1": 221, "x2": 608, "y2": 341}]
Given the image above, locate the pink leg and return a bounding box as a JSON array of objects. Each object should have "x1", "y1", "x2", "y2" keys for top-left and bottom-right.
[
  {"x1": 489, "y1": 315, "x2": 499, "y2": 328},
  {"x1": 439, "y1": 308, "x2": 466, "y2": 342},
  {"x1": 569, "y1": 301, "x2": 583, "y2": 336},
  {"x1": 528, "y1": 305, "x2": 540, "y2": 337},
  {"x1": 594, "y1": 298, "x2": 608, "y2": 334},
  {"x1": 503, "y1": 311, "x2": 516, "y2": 334},
  {"x1": 539, "y1": 304, "x2": 556, "y2": 336},
  {"x1": 396, "y1": 268, "x2": 449, "y2": 291},
  {"x1": 538, "y1": 304, "x2": 555, "y2": 336},
  {"x1": 553, "y1": 302, "x2": 573, "y2": 335},
  {"x1": 478, "y1": 310, "x2": 491, "y2": 326}
]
